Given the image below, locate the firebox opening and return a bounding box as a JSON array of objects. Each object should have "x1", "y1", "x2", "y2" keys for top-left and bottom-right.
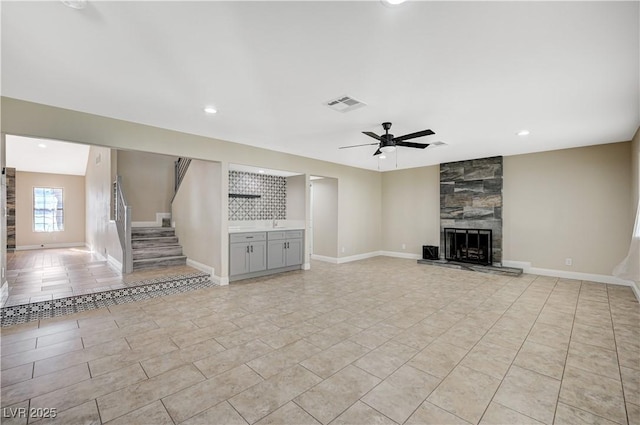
[{"x1": 444, "y1": 228, "x2": 493, "y2": 265}]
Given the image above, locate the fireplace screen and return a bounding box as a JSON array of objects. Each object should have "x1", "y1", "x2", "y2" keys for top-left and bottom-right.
[{"x1": 444, "y1": 228, "x2": 492, "y2": 265}]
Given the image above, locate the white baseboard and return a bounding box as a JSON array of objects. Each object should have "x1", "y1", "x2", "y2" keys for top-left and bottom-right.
[
  {"x1": 311, "y1": 251, "x2": 421, "y2": 264},
  {"x1": 16, "y1": 242, "x2": 86, "y2": 251},
  {"x1": 108, "y1": 255, "x2": 122, "y2": 272},
  {"x1": 380, "y1": 251, "x2": 422, "y2": 260},
  {"x1": 132, "y1": 212, "x2": 171, "y2": 228},
  {"x1": 630, "y1": 281, "x2": 640, "y2": 302},
  {"x1": 502, "y1": 260, "x2": 639, "y2": 301},
  {"x1": 303, "y1": 262, "x2": 311, "y2": 270},
  {"x1": 212, "y1": 275, "x2": 229, "y2": 286},
  {"x1": 310, "y1": 254, "x2": 339, "y2": 264},
  {"x1": 311, "y1": 251, "x2": 384, "y2": 264},
  {"x1": 0, "y1": 282, "x2": 8, "y2": 306},
  {"x1": 187, "y1": 258, "x2": 215, "y2": 279}
]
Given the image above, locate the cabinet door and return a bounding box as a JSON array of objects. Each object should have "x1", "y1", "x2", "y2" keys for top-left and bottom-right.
[
  {"x1": 249, "y1": 241, "x2": 267, "y2": 272},
  {"x1": 285, "y1": 238, "x2": 303, "y2": 266},
  {"x1": 230, "y1": 243, "x2": 249, "y2": 276},
  {"x1": 267, "y1": 240, "x2": 286, "y2": 270}
]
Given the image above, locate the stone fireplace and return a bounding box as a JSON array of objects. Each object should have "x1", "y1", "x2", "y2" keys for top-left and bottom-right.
[{"x1": 440, "y1": 156, "x2": 502, "y2": 265}]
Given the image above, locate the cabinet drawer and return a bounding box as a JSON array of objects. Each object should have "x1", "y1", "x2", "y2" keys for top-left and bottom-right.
[
  {"x1": 286, "y1": 230, "x2": 303, "y2": 239},
  {"x1": 230, "y1": 232, "x2": 266, "y2": 243},
  {"x1": 268, "y1": 231, "x2": 287, "y2": 241}
]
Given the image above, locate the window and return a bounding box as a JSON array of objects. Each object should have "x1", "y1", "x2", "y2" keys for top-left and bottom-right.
[{"x1": 33, "y1": 187, "x2": 64, "y2": 232}]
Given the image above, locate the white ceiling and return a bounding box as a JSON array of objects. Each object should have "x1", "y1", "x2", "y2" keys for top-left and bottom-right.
[
  {"x1": 6, "y1": 135, "x2": 90, "y2": 176},
  {"x1": 2, "y1": 1, "x2": 638, "y2": 172},
  {"x1": 229, "y1": 163, "x2": 301, "y2": 177}
]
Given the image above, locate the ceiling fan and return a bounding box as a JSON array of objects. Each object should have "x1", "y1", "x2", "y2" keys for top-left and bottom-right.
[{"x1": 339, "y1": 122, "x2": 435, "y2": 156}]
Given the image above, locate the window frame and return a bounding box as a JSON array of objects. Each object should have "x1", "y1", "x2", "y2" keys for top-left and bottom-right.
[{"x1": 32, "y1": 186, "x2": 65, "y2": 233}]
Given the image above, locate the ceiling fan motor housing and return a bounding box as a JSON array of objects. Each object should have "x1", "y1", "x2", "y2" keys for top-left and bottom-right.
[{"x1": 381, "y1": 134, "x2": 395, "y2": 147}]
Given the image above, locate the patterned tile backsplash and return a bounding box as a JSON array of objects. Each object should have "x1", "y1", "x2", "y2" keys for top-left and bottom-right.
[{"x1": 229, "y1": 171, "x2": 286, "y2": 221}]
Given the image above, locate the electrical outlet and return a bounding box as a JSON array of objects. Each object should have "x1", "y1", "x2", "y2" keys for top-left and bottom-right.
[
  {"x1": 341, "y1": 247, "x2": 345, "y2": 253},
  {"x1": 402, "y1": 244, "x2": 406, "y2": 250},
  {"x1": 565, "y1": 258, "x2": 572, "y2": 266}
]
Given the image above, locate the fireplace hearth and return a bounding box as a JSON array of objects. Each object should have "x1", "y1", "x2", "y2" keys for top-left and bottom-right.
[{"x1": 444, "y1": 228, "x2": 493, "y2": 265}]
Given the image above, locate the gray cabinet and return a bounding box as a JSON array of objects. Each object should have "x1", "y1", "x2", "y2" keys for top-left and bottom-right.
[
  {"x1": 267, "y1": 230, "x2": 303, "y2": 270},
  {"x1": 229, "y1": 232, "x2": 267, "y2": 276}
]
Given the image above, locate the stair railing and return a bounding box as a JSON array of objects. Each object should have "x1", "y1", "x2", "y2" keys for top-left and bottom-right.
[
  {"x1": 172, "y1": 157, "x2": 192, "y2": 202},
  {"x1": 114, "y1": 175, "x2": 133, "y2": 273}
]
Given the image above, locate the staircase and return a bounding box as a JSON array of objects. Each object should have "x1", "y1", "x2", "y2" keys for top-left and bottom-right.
[{"x1": 131, "y1": 227, "x2": 187, "y2": 271}]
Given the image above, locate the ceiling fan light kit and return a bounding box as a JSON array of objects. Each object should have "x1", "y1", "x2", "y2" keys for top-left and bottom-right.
[{"x1": 339, "y1": 121, "x2": 434, "y2": 158}]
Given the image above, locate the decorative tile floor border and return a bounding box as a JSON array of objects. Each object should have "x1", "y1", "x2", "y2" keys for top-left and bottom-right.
[{"x1": 1, "y1": 272, "x2": 217, "y2": 327}]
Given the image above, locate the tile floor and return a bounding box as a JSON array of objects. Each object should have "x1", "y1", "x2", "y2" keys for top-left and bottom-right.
[
  {"x1": 0, "y1": 257, "x2": 638, "y2": 425},
  {"x1": 4, "y1": 248, "x2": 200, "y2": 307}
]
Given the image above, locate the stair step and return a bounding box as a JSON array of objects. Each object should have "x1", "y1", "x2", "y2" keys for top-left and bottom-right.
[
  {"x1": 132, "y1": 255, "x2": 187, "y2": 271},
  {"x1": 132, "y1": 237, "x2": 179, "y2": 248},
  {"x1": 131, "y1": 227, "x2": 175, "y2": 238},
  {"x1": 133, "y1": 245, "x2": 183, "y2": 260}
]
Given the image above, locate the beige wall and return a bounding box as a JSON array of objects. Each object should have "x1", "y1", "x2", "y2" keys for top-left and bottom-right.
[
  {"x1": 117, "y1": 150, "x2": 177, "y2": 222},
  {"x1": 337, "y1": 168, "x2": 381, "y2": 257},
  {"x1": 15, "y1": 171, "x2": 85, "y2": 247},
  {"x1": 1, "y1": 134, "x2": 7, "y2": 286},
  {"x1": 286, "y1": 174, "x2": 306, "y2": 221},
  {"x1": 2, "y1": 98, "x2": 382, "y2": 263},
  {"x1": 85, "y1": 145, "x2": 122, "y2": 262},
  {"x1": 381, "y1": 165, "x2": 440, "y2": 256},
  {"x1": 172, "y1": 160, "x2": 223, "y2": 274},
  {"x1": 503, "y1": 142, "x2": 632, "y2": 275},
  {"x1": 1, "y1": 98, "x2": 633, "y2": 279},
  {"x1": 632, "y1": 127, "x2": 639, "y2": 215},
  {"x1": 311, "y1": 178, "x2": 338, "y2": 257}
]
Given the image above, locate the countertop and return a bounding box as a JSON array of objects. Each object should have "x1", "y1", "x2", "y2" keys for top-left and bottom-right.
[{"x1": 228, "y1": 227, "x2": 305, "y2": 234}]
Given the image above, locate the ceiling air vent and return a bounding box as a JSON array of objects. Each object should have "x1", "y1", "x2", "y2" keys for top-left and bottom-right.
[
  {"x1": 428, "y1": 141, "x2": 447, "y2": 148},
  {"x1": 325, "y1": 95, "x2": 366, "y2": 113}
]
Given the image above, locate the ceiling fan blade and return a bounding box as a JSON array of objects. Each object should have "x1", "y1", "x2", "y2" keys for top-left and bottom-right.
[
  {"x1": 394, "y1": 129, "x2": 435, "y2": 142},
  {"x1": 395, "y1": 141, "x2": 430, "y2": 149},
  {"x1": 362, "y1": 131, "x2": 383, "y2": 141},
  {"x1": 339, "y1": 142, "x2": 379, "y2": 149},
  {"x1": 373, "y1": 149, "x2": 382, "y2": 156}
]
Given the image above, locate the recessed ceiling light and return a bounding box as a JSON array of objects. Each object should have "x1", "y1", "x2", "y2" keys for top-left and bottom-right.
[
  {"x1": 204, "y1": 107, "x2": 217, "y2": 114},
  {"x1": 382, "y1": 0, "x2": 407, "y2": 6},
  {"x1": 38, "y1": 143, "x2": 47, "y2": 148},
  {"x1": 61, "y1": 0, "x2": 87, "y2": 10},
  {"x1": 517, "y1": 130, "x2": 531, "y2": 136}
]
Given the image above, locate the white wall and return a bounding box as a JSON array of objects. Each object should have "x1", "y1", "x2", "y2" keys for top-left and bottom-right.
[
  {"x1": 15, "y1": 171, "x2": 85, "y2": 248},
  {"x1": 117, "y1": 150, "x2": 177, "y2": 222},
  {"x1": 381, "y1": 165, "x2": 440, "y2": 256},
  {"x1": 1, "y1": 134, "x2": 7, "y2": 296},
  {"x1": 172, "y1": 159, "x2": 223, "y2": 277},
  {"x1": 286, "y1": 174, "x2": 306, "y2": 221},
  {"x1": 2, "y1": 98, "x2": 382, "y2": 263},
  {"x1": 632, "y1": 127, "x2": 639, "y2": 215},
  {"x1": 503, "y1": 142, "x2": 632, "y2": 275},
  {"x1": 311, "y1": 178, "x2": 338, "y2": 258},
  {"x1": 379, "y1": 142, "x2": 632, "y2": 278},
  {"x1": 85, "y1": 145, "x2": 122, "y2": 263}
]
